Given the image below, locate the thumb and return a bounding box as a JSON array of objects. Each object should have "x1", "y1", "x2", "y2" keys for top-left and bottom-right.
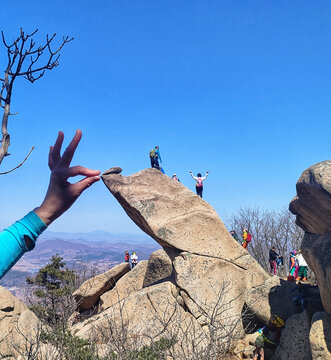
[{"x1": 75, "y1": 176, "x2": 100, "y2": 194}]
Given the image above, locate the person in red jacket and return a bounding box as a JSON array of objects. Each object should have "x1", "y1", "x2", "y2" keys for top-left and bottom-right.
[
  {"x1": 124, "y1": 250, "x2": 130, "y2": 263},
  {"x1": 242, "y1": 228, "x2": 252, "y2": 249}
]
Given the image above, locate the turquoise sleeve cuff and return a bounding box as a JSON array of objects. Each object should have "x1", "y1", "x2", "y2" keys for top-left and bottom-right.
[{"x1": 0, "y1": 211, "x2": 47, "y2": 279}]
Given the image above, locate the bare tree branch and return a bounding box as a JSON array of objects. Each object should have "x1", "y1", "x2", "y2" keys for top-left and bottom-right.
[
  {"x1": 0, "y1": 146, "x2": 34, "y2": 175},
  {"x1": 0, "y1": 28, "x2": 73, "y2": 172}
]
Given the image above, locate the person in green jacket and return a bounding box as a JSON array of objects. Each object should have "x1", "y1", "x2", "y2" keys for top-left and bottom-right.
[{"x1": 0, "y1": 129, "x2": 100, "y2": 279}]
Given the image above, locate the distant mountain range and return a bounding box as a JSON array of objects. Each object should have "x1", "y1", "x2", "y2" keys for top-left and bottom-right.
[
  {"x1": 0, "y1": 230, "x2": 160, "y2": 299},
  {"x1": 39, "y1": 229, "x2": 156, "y2": 245}
]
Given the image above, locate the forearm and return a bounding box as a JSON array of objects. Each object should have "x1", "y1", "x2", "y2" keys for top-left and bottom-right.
[{"x1": 0, "y1": 212, "x2": 47, "y2": 279}]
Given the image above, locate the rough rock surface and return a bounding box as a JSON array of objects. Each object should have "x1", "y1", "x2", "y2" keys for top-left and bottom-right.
[
  {"x1": 289, "y1": 160, "x2": 331, "y2": 234},
  {"x1": 302, "y1": 232, "x2": 331, "y2": 314},
  {"x1": 289, "y1": 160, "x2": 331, "y2": 315},
  {"x1": 0, "y1": 286, "x2": 44, "y2": 358},
  {"x1": 274, "y1": 310, "x2": 312, "y2": 360},
  {"x1": 97, "y1": 168, "x2": 269, "y2": 350},
  {"x1": 309, "y1": 312, "x2": 331, "y2": 360},
  {"x1": 99, "y1": 260, "x2": 148, "y2": 311},
  {"x1": 245, "y1": 277, "x2": 299, "y2": 324},
  {"x1": 73, "y1": 262, "x2": 131, "y2": 311},
  {"x1": 102, "y1": 168, "x2": 251, "y2": 261},
  {"x1": 72, "y1": 282, "x2": 208, "y2": 358},
  {"x1": 143, "y1": 248, "x2": 173, "y2": 287}
]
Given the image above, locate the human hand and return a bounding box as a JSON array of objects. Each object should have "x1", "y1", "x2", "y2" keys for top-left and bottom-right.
[{"x1": 34, "y1": 130, "x2": 100, "y2": 226}]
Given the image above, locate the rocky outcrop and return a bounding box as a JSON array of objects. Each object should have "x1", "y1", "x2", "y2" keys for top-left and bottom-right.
[
  {"x1": 302, "y1": 232, "x2": 331, "y2": 314},
  {"x1": 289, "y1": 160, "x2": 331, "y2": 233},
  {"x1": 99, "y1": 260, "x2": 148, "y2": 311},
  {"x1": 289, "y1": 160, "x2": 331, "y2": 315},
  {"x1": 73, "y1": 262, "x2": 131, "y2": 311},
  {"x1": 72, "y1": 281, "x2": 208, "y2": 358},
  {"x1": 95, "y1": 168, "x2": 269, "y2": 351},
  {"x1": 0, "y1": 286, "x2": 45, "y2": 359}
]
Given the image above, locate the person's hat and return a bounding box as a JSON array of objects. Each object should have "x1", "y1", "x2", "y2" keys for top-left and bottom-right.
[{"x1": 172, "y1": 174, "x2": 177, "y2": 176}]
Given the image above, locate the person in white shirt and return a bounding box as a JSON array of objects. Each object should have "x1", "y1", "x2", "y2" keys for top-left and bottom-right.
[
  {"x1": 131, "y1": 251, "x2": 138, "y2": 269},
  {"x1": 296, "y1": 251, "x2": 308, "y2": 281}
]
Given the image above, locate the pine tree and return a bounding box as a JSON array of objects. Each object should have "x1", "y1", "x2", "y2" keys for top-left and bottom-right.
[{"x1": 27, "y1": 254, "x2": 76, "y2": 326}]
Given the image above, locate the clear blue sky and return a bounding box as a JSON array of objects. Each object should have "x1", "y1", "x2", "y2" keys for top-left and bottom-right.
[{"x1": 0, "y1": 1, "x2": 330, "y2": 233}]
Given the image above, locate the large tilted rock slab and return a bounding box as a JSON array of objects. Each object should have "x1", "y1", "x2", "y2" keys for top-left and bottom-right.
[
  {"x1": 0, "y1": 286, "x2": 45, "y2": 358},
  {"x1": 289, "y1": 160, "x2": 331, "y2": 234},
  {"x1": 302, "y1": 232, "x2": 331, "y2": 314},
  {"x1": 73, "y1": 262, "x2": 131, "y2": 311},
  {"x1": 102, "y1": 168, "x2": 257, "y2": 263}
]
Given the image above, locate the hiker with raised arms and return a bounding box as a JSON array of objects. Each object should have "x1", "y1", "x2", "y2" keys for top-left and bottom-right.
[
  {"x1": 190, "y1": 171, "x2": 209, "y2": 198},
  {"x1": 0, "y1": 130, "x2": 101, "y2": 280}
]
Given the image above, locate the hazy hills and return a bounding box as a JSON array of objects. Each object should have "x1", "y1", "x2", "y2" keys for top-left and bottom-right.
[{"x1": 0, "y1": 230, "x2": 160, "y2": 299}]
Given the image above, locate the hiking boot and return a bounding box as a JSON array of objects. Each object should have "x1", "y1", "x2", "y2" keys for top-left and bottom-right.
[
  {"x1": 296, "y1": 277, "x2": 301, "y2": 281},
  {"x1": 302, "y1": 277, "x2": 307, "y2": 281}
]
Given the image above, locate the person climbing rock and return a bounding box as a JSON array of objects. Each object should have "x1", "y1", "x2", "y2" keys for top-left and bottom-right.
[
  {"x1": 124, "y1": 250, "x2": 130, "y2": 263},
  {"x1": 230, "y1": 230, "x2": 241, "y2": 245},
  {"x1": 269, "y1": 247, "x2": 279, "y2": 275},
  {"x1": 131, "y1": 251, "x2": 138, "y2": 268},
  {"x1": 253, "y1": 334, "x2": 265, "y2": 360},
  {"x1": 172, "y1": 174, "x2": 180, "y2": 182},
  {"x1": 257, "y1": 315, "x2": 284, "y2": 349},
  {"x1": 190, "y1": 171, "x2": 209, "y2": 198},
  {"x1": 296, "y1": 251, "x2": 308, "y2": 281},
  {"x1": 149, "y1": 146, "x2": 162, "y2": 170},
  {"x1": 242, "y1": 228, "x2": 252, "y2": 250},
  {"x1": 291, "y1": 281, "x2": 308, "y2": 312}
]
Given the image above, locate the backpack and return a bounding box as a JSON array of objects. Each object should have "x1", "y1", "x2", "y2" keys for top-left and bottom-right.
[
  {"x1": 125, "y1": 253, "x2": 130, "y2": 261},
  {"x1": 149, "y1": 149, "x2": 156, "y2": 158},
  {"x1": 255, "y1": 334, "x2": 265, "y2": 348},
  {"x1": 196, "y1": 178, "x2": 203, "y2": 187},
  {"x1": 246, "y1": 233, "x2": 252, "y2": 242}
]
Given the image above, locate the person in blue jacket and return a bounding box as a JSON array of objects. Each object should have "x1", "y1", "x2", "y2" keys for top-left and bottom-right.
[
  {"x1": 0, "y1": 129, "x2": 100, "y2": 280},
  {"x1": 149, "y1": 146, "x2": 162, "y2": 170}
]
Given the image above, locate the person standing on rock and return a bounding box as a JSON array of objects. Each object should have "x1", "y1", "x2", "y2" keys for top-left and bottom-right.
[
  {"x1": 289, "y1": 251, "x2": 298, "y2": 277},
  {"x1": 149, "y1": 146, "x2": 162, "y2": 170},
  {"x1": 131, "y1": 251, "x2": 138, "y2": 268},
  {"x1": 124, "y1": 250, "x2": 130, "y2": 263},
  {"x1": 171, "y1": 174, "x2": 180, "y2": 182},
  {"x1": 269, "y1": 247, "x2": 279, "y2": 275},
  {"x1": 189, "y1": 171, "x2": 209, "y2": 198},
  {"x1": 296, "y1": 251, "x2": 308, "y2": 281},
  {"x1": 242, "y1": 228, "x2": 252, "y2": 250},
  {"x1": 230, "y1": 230, "x2": 241, "y2": 245}
]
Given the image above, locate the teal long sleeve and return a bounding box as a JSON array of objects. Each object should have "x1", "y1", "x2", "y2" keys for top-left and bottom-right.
[{"x1": 0, "y1": 212, "x2": 47, "y2": 279}]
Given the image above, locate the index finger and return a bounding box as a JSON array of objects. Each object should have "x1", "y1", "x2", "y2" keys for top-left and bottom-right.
[{"x1": 60, "y1": 129, "x2": 82, "y2": 167}]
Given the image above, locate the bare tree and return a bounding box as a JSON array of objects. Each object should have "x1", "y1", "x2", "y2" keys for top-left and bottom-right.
[
  {"x1": 227, "y1": 207, "x2": 304, "y2": 273},
  {"x1": 0, "y1": 28, "x2": 73, "y2": 174}
]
